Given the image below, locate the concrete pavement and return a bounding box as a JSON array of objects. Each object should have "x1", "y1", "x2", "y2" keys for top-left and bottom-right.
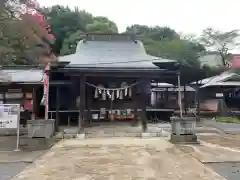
[{"x1": 179, "y1": 134, "x2": 240, "y2": 180}]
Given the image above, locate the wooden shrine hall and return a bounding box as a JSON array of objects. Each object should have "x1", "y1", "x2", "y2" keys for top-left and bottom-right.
[{"x1": 48, "y1": 34, "x2": 180, "y2": 132}]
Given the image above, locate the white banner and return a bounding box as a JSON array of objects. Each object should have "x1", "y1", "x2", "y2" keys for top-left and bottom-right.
[
  {"x1": 0, "y1": 104, "x2": 20, "y2": 129},
  {"x1": 43, "y1": 64, "x2": 50, "y2": 120}
]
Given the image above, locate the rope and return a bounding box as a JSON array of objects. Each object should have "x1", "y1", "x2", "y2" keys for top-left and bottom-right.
[{"x1": 84, "y1": 80, "x2": 142, "y2": 90}]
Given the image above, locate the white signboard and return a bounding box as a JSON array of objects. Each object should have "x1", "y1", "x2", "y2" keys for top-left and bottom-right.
[
  {"x1": 216, "y1": 93, "x2": 224, "y2": 97},
  {"x1": 0, "y1": 104, "x2": 20, "y2": 129}
]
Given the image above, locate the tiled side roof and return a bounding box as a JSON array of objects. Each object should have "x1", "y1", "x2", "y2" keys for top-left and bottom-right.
[
  {"x1": 1, "y1": 69, "x2": 44, "y2": 83},
  {"x1": 152, "y1": 86, "x2": 195, "y2": 92},
  {"x1": 200, "y1": 72, "x2": 238, "y2": 88}
]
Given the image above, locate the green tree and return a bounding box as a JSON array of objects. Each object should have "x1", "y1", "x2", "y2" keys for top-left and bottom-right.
[
  {"x1": 86, "y1": 16, "x2": 118, "y2": 33},
  {"x1": 44, "y1": 6, "x2": 118, "y2": 55},
  {"x1": 125, "y1": 25, "x2": 205, "y2": 69},
  {"x1": 126, "y1": 24, "x2": 180, "y2": 41},
  {"x1": 60, "y1": 30, "x2": 84, "y2": 55},
  {"x1": 43, "y1": 6, "x2": 92, "y2": 54}
]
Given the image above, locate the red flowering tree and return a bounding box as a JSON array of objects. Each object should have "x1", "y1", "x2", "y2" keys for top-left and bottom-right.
[{"x1": 0, "y1": 0, "x2": 55, "y2": 65}]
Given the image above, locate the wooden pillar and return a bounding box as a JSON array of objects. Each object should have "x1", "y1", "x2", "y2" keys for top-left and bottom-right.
[
  {"x1": 141, "y1": 79, "x2": 148, "y2": 132},
  {"x1": 165, "y1": 88, "x2": 168, "y2": 105},
  {"x1": 55, "y1": 86, "x2": 60, "y2": 131},
  {"x1": 132, "y1": 84, "x2": 138, "y2": 126},
  {"x1": 31, "y1": 87, "x2": 36, "y2": 120},
  {"x1": 177, "y1": 72, "x2": 183, "y2": 118},
  {"x1": 196, "y1": 81, "x2": 200, "y2": 120},
  {"x1": 184, "y1": 85, "x2": 187, "y2": 114},
  {"x1": 79, "y1": 76, "x2": 85, "y2": 133}
]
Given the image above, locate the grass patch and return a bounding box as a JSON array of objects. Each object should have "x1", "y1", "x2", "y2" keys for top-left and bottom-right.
[{"x1": 216, "y1": 116, "x2": 240, "y2": 124}]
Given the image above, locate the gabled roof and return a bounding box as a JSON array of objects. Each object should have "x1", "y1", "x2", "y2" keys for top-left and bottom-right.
[{"x1": 58, "y1": 34, "x2": 176, "y2": 69}]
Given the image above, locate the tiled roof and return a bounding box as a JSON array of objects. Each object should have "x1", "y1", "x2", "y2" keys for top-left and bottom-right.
[{"x1": 59, "y1": 38, "x2": 176, "y2": 68}]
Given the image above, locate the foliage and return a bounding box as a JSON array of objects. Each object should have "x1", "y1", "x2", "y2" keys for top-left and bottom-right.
[
  {"x1": 60, "y1": 30, "x2": 84, "y2": 55},
  {"x1": 0, "y1": 0, "x2": 54, "y2": 65},
  {"x1": 42, "y1": 6, "x2": 91, "y2": 54},
  {"x1": 43, "y1": 6, "x2": 118, "y2": 55},
  {"x1": 125, "y1": 24, "x2": 205, "y2": 70},
  {"x1": 216, "y1": 116, "x2": 240, "y2": 124},
  {"x1": 126, "y1": 24, "x2": 180, "y2": 41},
  {"x1": 86, "y1": 16, "x2": 118, "y2": 33},
  {"x1": 200, "y1": 28, "x2": 240, "y2": 67}
]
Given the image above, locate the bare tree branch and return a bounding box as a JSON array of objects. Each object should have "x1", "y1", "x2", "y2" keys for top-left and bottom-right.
[{"x1": 200, "y1": 28, "x2": 239, "y2": 66}]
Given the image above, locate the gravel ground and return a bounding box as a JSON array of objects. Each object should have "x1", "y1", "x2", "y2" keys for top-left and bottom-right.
[{"x1": 12, "y1": 138, "x2": 225, "y2": 180}]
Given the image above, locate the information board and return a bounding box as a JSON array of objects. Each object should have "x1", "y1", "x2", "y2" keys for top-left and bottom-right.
[{"x1": 0, "y1": 104, "x2": 20, "y2": 129}]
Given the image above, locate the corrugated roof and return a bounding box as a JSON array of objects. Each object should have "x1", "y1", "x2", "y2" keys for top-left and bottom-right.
[
  {"x1": 200, "y1": 72, "x2": 238, "y2": 88},
  {"x1": 191, "y1": 76, "x2": 217, "y2": 85},
  {"x1": 191, "y1": 71, "x2": 239, "y2": 85},
  {"x1": 1, "y1": 69, "x2": 43, "y2": 83},
  {"x1": 200, "y1": 81, "x2": 240, "y2": 87},
  {"x1": 59, "y1": 39, "x2": 175, "y2": 68},
  {"x1": 152, "y1": 86, "x2": 195, "y2": 92}
]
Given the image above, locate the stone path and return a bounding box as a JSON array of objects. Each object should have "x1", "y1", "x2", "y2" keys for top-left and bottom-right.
[
  {"x1": 199, "y1": 134, "x2": 240, "y2": 150},
  {"x1": 0, "y1": 162, "x2": 29, "y2": 180},
  {"x1": 12, "y1": 138, "x2": 225, "y2": 180},
  {"x1": 178, "y1": 142, "x2": 240, "y2": 163},
  {"x1": 179, "y1": 134, "x2": 240, "y2": 180},
  {"x1": 202, "y1": 120, "x2": 240, "y2": 134},
  {"x1": 0, "y1": 136, "x2": 58, "y2": 180}
]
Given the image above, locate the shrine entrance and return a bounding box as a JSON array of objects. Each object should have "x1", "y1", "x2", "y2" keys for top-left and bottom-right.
[{"x1": 83, "y1": 77, "x2": 147, "y2": 125}]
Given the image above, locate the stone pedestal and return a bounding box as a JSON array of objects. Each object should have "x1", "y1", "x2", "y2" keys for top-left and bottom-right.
[
  {"x1": 27, "y1": 119, "x2": 55, "y2": 139},
  {"x1": 141, "y1": 132, "x2": 151, "y2": 138},
  {"x1": 170, "y1": 116, "x2": 199, "y2": 144},
  {"x1": 76, "y1": 133, "x2": 85, "y2": 140}
]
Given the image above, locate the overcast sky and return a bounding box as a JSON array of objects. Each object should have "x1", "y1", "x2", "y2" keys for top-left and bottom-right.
[{"x1": 40, "y1": 0, "x2": 240, "y2": 35}]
